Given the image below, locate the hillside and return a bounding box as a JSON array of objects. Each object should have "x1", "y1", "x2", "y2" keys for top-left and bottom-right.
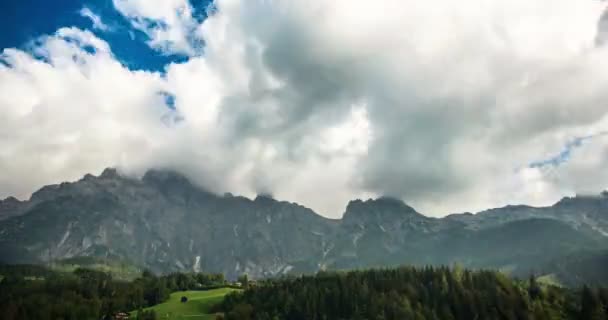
[
  {"x1": 134, "y1": 289, "x2": 239, "y2": 320},
  {"x1": 219, "y1": 267, "x2": 608, "y2": 320},
  {"x1": 50, "y1": 256, "x2": 142, "y2": 281},
  {"x1": 541, "y1": 250, "x2": 608, "y2": 287},
  {"x1": 1, "y1": 169, "x2": 607, "y2": 284},
  {"x1": 4, "y1": 264, "x2": 608, "y2": 320},
  {"x1": 0, "y1": 265, "x2": 228, "y2": 320}
]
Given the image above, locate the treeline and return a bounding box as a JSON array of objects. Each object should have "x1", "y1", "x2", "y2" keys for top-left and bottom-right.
[
  {"x1": 0, "y1": 265, "x2": 225, "y2": 320},
  {"x1": 219, "y1": 266, "x2": 608, "y2": 320}
]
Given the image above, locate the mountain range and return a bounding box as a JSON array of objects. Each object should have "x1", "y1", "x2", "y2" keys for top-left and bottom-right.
[{"x1": 1, "y1": 168, "x2": 607, "y2": 285}]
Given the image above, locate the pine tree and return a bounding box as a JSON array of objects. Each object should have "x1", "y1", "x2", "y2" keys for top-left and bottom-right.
[{"x1": 580, "y1": 286, "x2": 606, "y2": 320}]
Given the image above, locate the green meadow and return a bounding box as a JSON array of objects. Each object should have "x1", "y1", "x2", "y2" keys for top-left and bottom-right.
[{"x1": 134, "y1": 288, "x2": 239, "y2": 319}]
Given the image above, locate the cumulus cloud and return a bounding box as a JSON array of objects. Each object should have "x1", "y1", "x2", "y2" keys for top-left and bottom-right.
[
  {"x1": 112, "y1": 0, "x2": 202, "y2": 55},
  {"x1": 79, "y1": 7, "x2": 110, "y2": 31},
  {"x1": 0, "y1": 28, "x2": 168, "y2": 198},
  {"x1": 2, "y1": 0, "x2": 608, "y2": 217}
]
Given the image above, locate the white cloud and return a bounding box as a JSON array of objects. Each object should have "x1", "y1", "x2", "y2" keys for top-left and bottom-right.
[
  {"x1": 79, "y1": 7, "x2": 110, "y2": 31},
  {"x1": 112, "y1": 0, "x2": 201, "y2": 55},
  {"x1": 0, "y1": 28, "x2": 168, "y2": 198},
  {"x1": 2, "y1": 0, "x2": 608, "y2": 217}
]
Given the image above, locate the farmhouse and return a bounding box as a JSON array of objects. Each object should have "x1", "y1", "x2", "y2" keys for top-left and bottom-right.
[{"x1": 113, "y1": 312, "x2": 130, "y2": 320}]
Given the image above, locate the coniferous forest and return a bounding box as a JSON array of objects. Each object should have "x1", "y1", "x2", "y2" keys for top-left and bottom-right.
[
  {"x1": 0, "y1": 264, "x2": 225, "y2": 320},
  {"x1": 219, "y1": 266, "x2": 608, "y2": 320},
  {"x1": 2, "y1": 264, "x2": 608, "y2": 319}
]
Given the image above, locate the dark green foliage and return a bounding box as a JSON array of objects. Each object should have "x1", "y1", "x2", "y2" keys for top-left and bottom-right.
[
  {"x1": 0, "y1": 265, "x2": 225, "y2": 320},
  {"x1": 580, "y1": 286, "x2": 607, "y2": 320},
  {"x1": 238, "y1": 273, "x2": 249, "y2": 288},
  {"x1": 528, "y1": 275, "x2": 543, "y2": 300},
  {"x1": 542, "y1": 250, "x2": 608, "y2": 287},
  {"x1": 220, "y1": 266, "x2": 607, "y2": 320},
  {"x1": 137, "y1": 309, "x2": 157, "y2": 320}
]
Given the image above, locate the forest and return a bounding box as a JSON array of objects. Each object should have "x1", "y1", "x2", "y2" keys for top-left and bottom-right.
[
  {"x1": 0, "y1": 264, "x2": 225, "y2": 320},
  {"x1": 219, "y1": 266, "x2": 608, "y2": 320},
  {"x1": 2, "y1": 264, "x2": 608, "y2": 320}
]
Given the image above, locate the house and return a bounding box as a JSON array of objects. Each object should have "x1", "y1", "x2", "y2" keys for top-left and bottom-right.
[
  {"x1": 113, "y1": 312, "x2": 130, "y2": 320},
  {"x1": 101, "y1": 312, "x2": 131, "y2": 320}
]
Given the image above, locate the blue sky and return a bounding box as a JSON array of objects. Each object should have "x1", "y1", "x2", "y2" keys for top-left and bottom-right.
[
  {"x1": 0, "y1": 0, "x2": 211, "y2": 71},
  {"x1": 529, "y1": 132, "x2": 608, "y2": 169}
]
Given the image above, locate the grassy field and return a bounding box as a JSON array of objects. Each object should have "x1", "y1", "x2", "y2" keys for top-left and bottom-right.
[
  {"x1": 51, "y1": 257, "x2": 142, "y2": 281},
  {"x1": 134, "y1": 288, "x2": 239, "y2": 319}
]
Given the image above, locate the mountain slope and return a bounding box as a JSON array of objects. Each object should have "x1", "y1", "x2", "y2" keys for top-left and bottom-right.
[
  {"x1": 540, "y1": 249, "x2": 608, "y2": 287},
  {"x1": 1, "y1": 169, "x2": 607, "y2": 283},
  {"x1": 0, "y1": 169, "x2": 336, "y2": 279}
]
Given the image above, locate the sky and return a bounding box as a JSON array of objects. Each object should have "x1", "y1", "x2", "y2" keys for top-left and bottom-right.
[{"x1": 1, "y1": 0, "x2": 608, "y2": 218}]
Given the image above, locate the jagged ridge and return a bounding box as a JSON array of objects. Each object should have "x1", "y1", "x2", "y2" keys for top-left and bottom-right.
[{"x1": 0, "y1": 169, "x2": 607, "y2": 284}]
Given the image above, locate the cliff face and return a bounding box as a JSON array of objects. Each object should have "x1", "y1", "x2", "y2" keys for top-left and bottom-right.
[{"x1": 1, "y1": 169, "x2": 607, "y2": 283}]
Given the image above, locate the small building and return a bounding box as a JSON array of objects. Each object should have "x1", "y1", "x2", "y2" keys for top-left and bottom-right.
[{"x1": 113, "y1": 312, "x2": 130, "y2": 320}]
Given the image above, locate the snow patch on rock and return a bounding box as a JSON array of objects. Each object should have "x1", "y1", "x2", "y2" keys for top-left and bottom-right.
[
  {"x1": 193, "y1": 255, "x2": 201, "y2": 272},
  {"x1": 57, "y1": 222, "x2": 73, "y2": 248}
]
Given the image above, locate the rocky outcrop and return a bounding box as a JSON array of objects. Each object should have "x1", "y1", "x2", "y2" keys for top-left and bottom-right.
[{"x1": 0, "y1": 169, "x2": 607, "y2": 283}]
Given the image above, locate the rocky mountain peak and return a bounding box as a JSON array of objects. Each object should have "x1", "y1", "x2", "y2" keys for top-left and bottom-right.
[
  {"x1": 30, "y1": 184, "x2": 62, "y2": 202},
  {"x1": 254, "y1": 194, "x2": 276, "y2": 204},
  {"x1": 2, "y1": 169, "x2": 608, "y2": 283},
  {"x1": 139, "y1": 169, "x2": 218, "y2": 203},
  {"x1": 0, "y1": 197, "x2": 24, "y2": 220},
  {"x1": 345, "y1": 197, "x2": 416, "y2": 212},
  {"x1": 1, "y1": 196, "x2": 20, "y2": 205},
  {"x1": 343, "y1": 197, "x2": 423, "y2": 223},
  {"x1": 142, "y1": 169, "x2": 188, "y2": 183},
  {"x1": 554, "y1": 193, "x2": 608, "y2": 208},
  {"x1": 100, "y1": 168, "x2": 120, "y2": 179}
]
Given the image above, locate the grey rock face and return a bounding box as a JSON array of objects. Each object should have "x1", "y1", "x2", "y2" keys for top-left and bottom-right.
[
  {"x1": 0, "y1": 169, "x2": 607, "y2": 283},
  {"x1": 0, "y1": 197, "x2": 27, "y2": 221}
]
